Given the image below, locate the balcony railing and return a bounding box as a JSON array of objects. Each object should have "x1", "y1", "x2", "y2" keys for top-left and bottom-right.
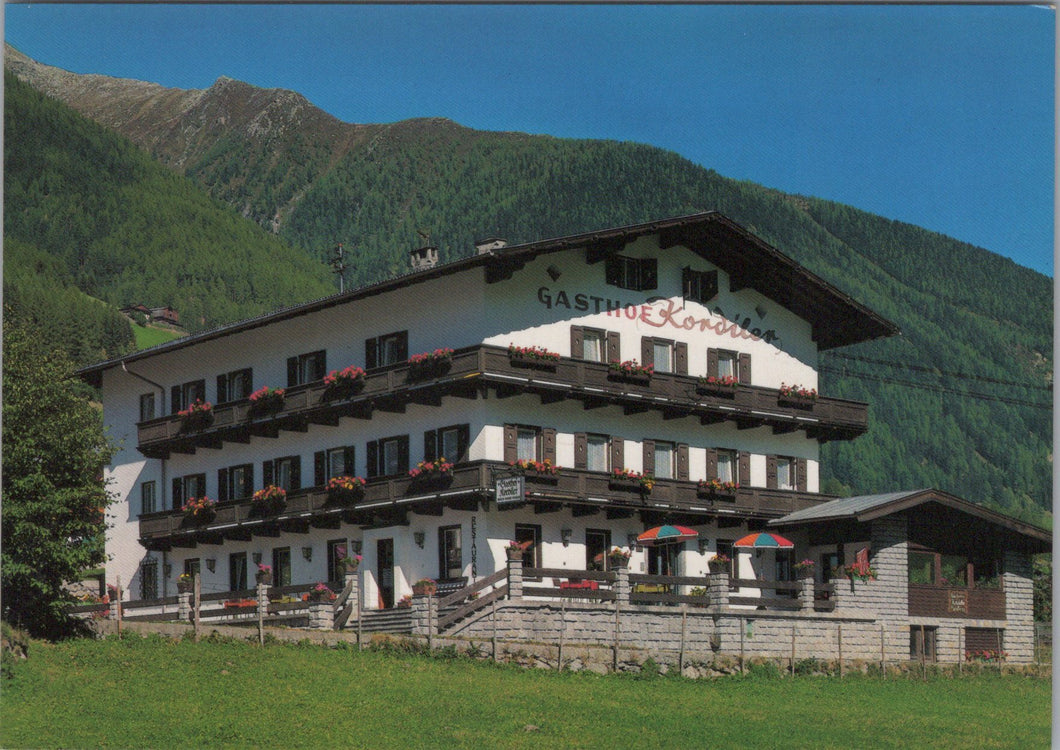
[
  {"x1": 908, "y1": 584, "x2": 1005, "y2": 620},
  {"x1": 139, "y1": 461, "x2": 831, "y2": 549},
  {"x1": 136, "y1": 345, "x2": 869, "y2": 457}
]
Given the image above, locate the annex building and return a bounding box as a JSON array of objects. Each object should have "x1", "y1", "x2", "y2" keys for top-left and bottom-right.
[{"x1": 79, "y1": 212, "x2": 1048, "y2": 664}]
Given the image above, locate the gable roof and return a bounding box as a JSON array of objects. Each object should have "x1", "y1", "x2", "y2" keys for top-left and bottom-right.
[
  {"x1": 770, "y1": 488, "x2": 1051, "y2": 548},
  {"x1": 78, "y1": 211, "x2": 899, "y2": 387}
]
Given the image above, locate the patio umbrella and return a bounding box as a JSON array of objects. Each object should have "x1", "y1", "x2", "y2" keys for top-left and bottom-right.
[
  {"x1": 636, "y1": 524, "x2": 699, "y2": 546},
  {"x1": 733, "y1": 531, "x2": 794, "y2": 549}
]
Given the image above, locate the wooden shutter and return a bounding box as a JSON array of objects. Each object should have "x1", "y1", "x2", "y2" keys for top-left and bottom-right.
[
  {"x1": 314, "y1": 451, "x2": 326, "y2": 486},
  {"x1": 570, "y1": 326, "x2": 584, "y2": 359},
  {"x1": 574, "y1": 433, "x2": 588, "y2": 470},
  {"x1": 605, "y1": 255, "x2": 621, "y2": 286},
  {"x1": 457, "y1": 425, "x2": 470, "y2": 463},
  {"x1": 606, "y1": 331, "x2": 621, "y2": 363},
  {"x1": 171, "y1": 386, "x2": 181, "y2": 414},
  {"x1": 642, "y1": 440, "x2": 655, "y2": 476},
  {"x1": 706, "y1": 349, "x2": 719, "y2": 378},
  {"x1": 397, "y1": 436, "x2": 410, "y2": 474},
  {"x1": 286, "y1": 357, "x2": 299, "y2": 388},
  {"x1": 677, "y1": 443, "x2": 689, "y2": 480},
  {"x1": 675, "y1": 342, "x2": 688, "y2": 375},
  {"x1": 262, "y1": 459, "x2": 274, "y2": 488},
  {"x1": 243, "y1": 465, "x2": 254, "y2": 498},
  {"x1": 611, "y1": 436, "x2": 625, "y2": 472},
  {"x1": 216, "y1": 374, "x2": 228, "y2": 404},
  {"x1": 766, "y1": 455, "x2": 778, "y2": 489},
  {"x1": 343, "y1": 446, "x2": 356, "y2": 475},
  {"x1": 640, "y1": 258, "x2": 658, "y2": 290},
  {"x1": 541, "y1": 428, "x2": 557, "y2": 465},
  {"x1": 366, "y1": 440, "x2": 379, "y2": 478},
  {"x1": 503, "y1": 424, "x2": 518, "y2": 463},
  {"x1": 705, "y1": 448, "x2": 718, "y2": 480},
  {"x1": 739, "y1": 353, "x2": 752, "y2": 385},
  {"x1": 290, "y1": 457, "x2": 302, "y2": 491},
  {"x1": 424, "y1": 429, "x2": 438, "y2": 462},
  {"x1": 217, "y1": 468, "x2": 229, "y2": 503},
  {"x1": 172, "y1": 478, "x2": 183, "y2": 510},
  {"x1": 395, "y1": 332, "x2": 409, "y2": 363},
  {"x1": 796, "y1": 458, "x2": 808, "y2": 492},
  {"x1": 682, "y1": 266, "x2": 694, "y2": 299},
  {"x1": 640, "y1": 337, "x2": 654, "y2": 368},
  {"x1": 738, "y1": 452, "x2": 751, "y2": 486},
  {"x1": 365, "y1": 337, "x2": 378, "y2": 370}
]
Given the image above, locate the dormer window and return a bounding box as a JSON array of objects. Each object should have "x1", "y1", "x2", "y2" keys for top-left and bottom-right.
[
  {"x1": 605, "y1": 254, "x2": 657, "y2": 292},
  {"x1": 682, "y1": 267, "x2": 718, "y2": 304}
]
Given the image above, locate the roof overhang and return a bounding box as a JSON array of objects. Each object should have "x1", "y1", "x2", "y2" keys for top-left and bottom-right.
[{"x1": 78, "y1": 211, "x2": 899, "y2": 387}]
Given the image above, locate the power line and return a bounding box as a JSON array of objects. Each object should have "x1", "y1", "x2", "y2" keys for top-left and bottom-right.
[{"x1": 824, "y1": 352, "x2": 1052, "y2": 392}]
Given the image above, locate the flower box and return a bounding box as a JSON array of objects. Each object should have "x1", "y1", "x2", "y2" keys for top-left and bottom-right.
[
  {"x1": 407, "y1": 348, "x2": 454, "y2": 381},
  {"x1": 251, "y1": 485, "x2": 287, "y2": 516},
  {"x1": 508, "y1": 345, "x2": 560, "y2": 370},
  {"x1": 322, "y1": 365, "x2": 366, "y2": 401},
  {"x1": 306, "y1": 582, "x2": 336, "y2": 603},
  {"x1": 178, "y1": 400, "x2": 214, "y2": 431},
  {"x1": 509, "y1": 459, "x2": 560, "y2": 483},
  {"x1": 778, "y1": 384, "x2": 818, "y2": 409},
  {"x1": 412, "y1": 578, "x2": 438, "y2": 596},
  {"x1": 696, "y1": 375, "x2": 739, "y2": 398},
  {"x1": 248, "y1": 386, "x2": 286, "y2": 416},
  {"x1": 607, "y1": 547, "x2": 631, "y2": 569},
  {"x1": 408, "y1": 458, "x2": 454, "y2": 489},
  {"x1": 255, "y1": 564, "x2": 273, "y2": 586},
  {"x1": 326, "y1": 475, "x2": 366, "y2": 504},
  {"x1": 696, "y1": 480, "x2": 739, "y2": 500},
  {"x1": 609, "y1": 469, "x2": 654, "y2": 493},
  {"x1": 177, "y1": 574, "x2": 194, "y2": 594},
  {"x1": 607, "y1": 360, "x2": 653, "y2": 385},
  {"x1": 181, "y1": 496, "x2": 217, "y2": 525}
]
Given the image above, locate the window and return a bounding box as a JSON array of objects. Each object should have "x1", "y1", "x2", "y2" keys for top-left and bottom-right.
[
  {"x1": 776, "y1": 458, "x2": 794, "y2": 491},
  {"x1": 515, "y1": 524, "x2": 541, "y2": 569},
  {"x1": 571, "y1": 326, "x2": 619, "y2": 363},
  {"x1": 653, "y1": 340, "x2": 674, "y2": 373},
  {"x1": 263, "y1": 456, "x2": 301, "y2": 491},
  {"x1": 583, "y1": 329, "x2": 605, "y2": 362},
  {"x1": 439, "y1": 526, "x2": 463, "y2": 580},
  {"x1": 708, "y1": 349, "x2": 750, "y2": 385},
  {"x1": 424, "y1": 424, "x2": 470, "y2": 464},
  {"x1": 218, "y1": 464, "x2": 254, "y2": 502},
  {"x1": 139, "y1": 393, "x2": 156, "y2": 422},
  {"x1": 184, "y1": 558, "x2": 200, "y2": 578},
  {"x1": 586, "y1": 529, "x2": 611, "y2": 571},
  {"x1": 586, "y1": 434, "x2": 610, "y2": 472},
  {"x1": 653, "y1": 441, "x2": 675, "y2": 480},
  {"x1": 141, "y1": 481, "x2": 157, "y2": 515},
  {"x1": 217, "y1": 368, "x2": 253, "y2": 404},
  {"x1": 641, "y1": 336, "x2": 686, "y2": 375},
  {"x1": 170, "y1": 379, "x2": 206, "y2": 414},
  {"x1": 367, "y1": 435, "x2": 410, "y2": 478},
  {"x1": 648, "y1": 544, "x2": 678, "y2": 576},
  {"x1": 716, "y1": 450, "x2": 736, "y2": 484},
  {"x1": 820, "y1": 551, "x2": 841, "y2": 581},
  {"x1": 503, "y1": 424, "x2": 557, "y2": 465},
  {"x1": 286, "y1": 350, "x2": 326, "y2": 387},
  {"x1": 326, "y1": 539, "x2": 348, "y2": 583},
  {"x1": 716, "y1": 539, "x2": 736, "y2": 579},
  {"x1": 140, "y1": 560, "x2": 158, "y2": 600},
  {"x1": 315, "y1": 446, "x2": 355, "y2": 485},
  {"x1": 229, "y1": 552, "x2": 248, "y2": 592},
  {"x1": 366, "y1": 331, "x2": 409, "y2": 369},
  {"x1": 172, "y1": 473, "x2": 206, "y2": 510},
  {"x1": 643, "y1": 440, "x2": 686, "y2": 480},
  {"x1": 965, "y1": 627, "x2": 1004, "y2": 657},
  {"x1": 605, "y1": 254, "x2": 657, "y2": 291},
  {"x1": 272, "y1": 547, "x2": 292, "y2": 588},
  {"x1": 682, "y1": 267, "x2": 718, "y2": 304},
  {"x1": 517, "y1": 428, "x2": 538, "y2": 462},
  {"x1": 768, "y1": 455, "x2": 804, "y2": 491},
  {"x1": 775, "y1": 550, "x2": 792, "y2": 582},
  {"x1": 717, "y1": 351, "x2": 738, "y2": 379},
  {"x1": 910, "y1": 626, "x2": 937, "y2": 662}
]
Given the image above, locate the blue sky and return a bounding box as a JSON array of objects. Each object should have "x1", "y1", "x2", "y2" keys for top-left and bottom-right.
[{"x1": 5, "y1": 4, "x2": 1054, "y2": 276}]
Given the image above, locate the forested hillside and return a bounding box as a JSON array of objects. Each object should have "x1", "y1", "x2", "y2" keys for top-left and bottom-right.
[
  {"x1": 5, "y1": 58, "x2": 1051, "y2": 525},
  {"x1": 3, "y1": 72, "x2": 335, "y2": 345}
]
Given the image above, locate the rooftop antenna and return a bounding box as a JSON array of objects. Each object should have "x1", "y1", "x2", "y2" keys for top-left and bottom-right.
[{"x1": 329, "y1": 243, "x2": 348, "y2": 293}]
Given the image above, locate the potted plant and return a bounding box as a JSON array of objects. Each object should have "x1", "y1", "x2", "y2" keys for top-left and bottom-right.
[
  {"x1": 182, "y1": 495, "x2": 217, "y2": 524},
  {"x1": 396, "y1": 594, "x2": 413, "y2": 609},
  {"x1": 708, "y1": 553, "x2": 730, "y2": 574},
  {"x1": 607, "y1": 547, "x2": 632, "y2": 569},
  {"x1": 843, "y1": 562, "x2": 877, "y2": 582},
  {"x1": 793, "y1": 559, "x2": 816, "y2": 579},
  {"x1": 610, "y1": 468, "x2": 655, "y2": 493},
  {"x1": 697, "y1": 478, "x2": 739, "y2": 499},
  {"x1": 505, "y1": 540, "x2": 530, "y2": 562},
  {"x1": 607, "y1": 359, "x2": 653, "y2": 383},
  {"x1": 696, "y1": 374, "x2": 739, "y2": 397},
  {"x1": 322, "y1": 365, "x2": 366, "y2": 400},
  {"x1": 412, "y1": 578, "x2": 438, "y2": 596},
  {"x1": 306, "y1": 582, "x2": 335, "y2": 603},
  {"x1": 509, "y1": 458, "x2": 560, "y2": 482},
  {"x1": 176, "y1": 572, "x2": 194, "y2": 594},
  {"x1": 408, "y1": 458, "x2": 454, "y2": 487},
  {"x1": 252, "y1": 485, "x2": 287, "y2": 515},
  {"x1": 336, "y1": 549, "x2": 362, "y2": 575},
  {"x1": 778, "y1": 383, "x2": 818, "y2": 408},
  {"x1": 248, "y1": 385, "x2": 285, "y2": 416},
  {"x1": 326, "y1": 475, "x2": 367, "y2": 504},
  {"x1": 178, "y1": 399, "x2": 214, "y2": 431},
  {"x1": 508, "y1": 344, "x2": 561, "y2": 369},
  {"x1": 407, "y1": 348, "x2": 455, "y2": 380},
  {"x1": 255, "y1": 563, "x2": 273, "y2": 586}
]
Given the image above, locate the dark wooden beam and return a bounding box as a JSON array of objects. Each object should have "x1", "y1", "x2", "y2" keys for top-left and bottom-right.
[
  {"x1": 140, "y1": 538, "x2": 172, "y2": 552},
  {"x1": 412, "y1": 502, "x2": 445, "y2": 517},
  {"x1": 197, "y1": 532, "x2": 226, "y2": 546},
  {"x1": 772, "y1": 423, "x2": 801, "y2": 435},
  {"x1": 447, "y1": 495, "x2": 481, "y2": 512},
  {"x1": 223, "y1": 527, "x2": 253, "y2": 542},
  {"x1": 170, "y1": 536, "x2": 198, "y2": 549},
  {"x1": 662, "y1": 407, "x2": 690, "y2": 421},
  {"x1": 699, "y1": 413, "x2": 727, "y2": 426},
  {"x1": 606, "y1": 508, "x2": 636, "y2": 520},
  {"x1": 533, "y1": 501, "x2": 563, "y2": 514},
  {"x1": 279, "y1": 518, "x2": 310, "y2": 534},
  {"x1": 572, "y1": 504, "x2": 600, "y2": 518},
  {"x1": 538, "y1": 390, "x2": 568, "y2": 405},
  {"x1": 582, "y1": 396, "x2": 611, "y2": 410},
  {"x1": 624, "y1": 404, "x2": 652, "y2": 416},
  {"x1": 310, "y1": 515, "x2": 342, "y2": 530},
  {"x1": 256, "y1": 523, "x2": 282, "y2": 538},
  {"x1": 307, "y1": 412, "x2": 341, "y2": 427},
  {"x1": 584, "y1": 237, "x2": 626, "y2": 264},
  {"x1": 735, "y1": 418, "x2": 759, "y2": 430}
]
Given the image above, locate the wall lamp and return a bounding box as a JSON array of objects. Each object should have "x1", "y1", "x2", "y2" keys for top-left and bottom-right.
[
  {"x1": 205, "y1": 558, "x2": 216, "y2": 573},
  {"x1": 698, "y1": 539, "x2": 710, "y2": 555},
  {"x1": 350, "y1": 540, "x2": 362, "y2": 555},
  {"x1": 414, "y1": 531, "x2": 425, "y2": 549},
  {"x1": 302, "y1": 546, "x2": 313, "y2": 562},
  {"x1": 561, "y1": 528, "x2": 572, "y2": 547}
]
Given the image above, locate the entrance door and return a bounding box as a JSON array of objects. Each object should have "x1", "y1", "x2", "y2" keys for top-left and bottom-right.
[{"x1": 377, "y1": 539, "x2": 394, "y2": 609}]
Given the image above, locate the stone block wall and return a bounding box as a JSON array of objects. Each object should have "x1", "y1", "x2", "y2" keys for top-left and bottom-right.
[{"x1": 1002, "y1": 549, "x2": 1035, "y2": 663}]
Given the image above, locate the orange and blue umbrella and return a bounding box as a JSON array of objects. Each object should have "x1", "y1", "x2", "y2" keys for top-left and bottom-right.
[
  {"x1": 636, "y1": 524, "x2": 699, "y2": 546},
  {"x1": 733, "y1": 531, "x2": 794, "y2": 549}
]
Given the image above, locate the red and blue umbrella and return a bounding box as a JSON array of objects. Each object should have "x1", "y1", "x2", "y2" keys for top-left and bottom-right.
[
  {"x1": 636, "y1": 524, "x2": 699, "y2": 546},
  {"x1": 733, "y1": 532, "x2": 794, "y2": 549}
]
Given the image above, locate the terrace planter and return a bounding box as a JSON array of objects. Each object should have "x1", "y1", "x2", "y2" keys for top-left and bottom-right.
[
  {"x1": 524, "y1": 473, "x2": 559, "y2": 485},
  {"x1": 322, "y1": 379, "x2": 365, "y2": 402},
  {"x1": 327, "y1": 487, "x2": 365, "y2": 506},
  {"x1": 248, "y1": 388, "x2": 286, "y2": 417},
  {"x1": 407, "y1": 350, "x2": 455, "y2": 382},
  {"x1": 407, "y1": 472, "x2": 453, "y2": 492},
  {"x1": 778, "y1": 395, "x2": 816, "y2": 409},
  {"x1": 508, "y1": 351, "x2": 559, "y2": 371},
  {"x1": 695, "y1": 383, "x2": 738, "y2": 398},
  {"x1": 179, "y1": 411, "x2": 214, "y2": 432},
  {"x1": 607, "y1": 371, "x2": 652, "y2": 386}
]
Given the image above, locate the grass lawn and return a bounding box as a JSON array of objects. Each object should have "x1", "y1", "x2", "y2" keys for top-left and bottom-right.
[
  {"x1": 2, "y1": 635, "x2": 1050, "y2": 749},
  {"x1": 133, "y1": 323, "x2": 184, "y2": 350}
]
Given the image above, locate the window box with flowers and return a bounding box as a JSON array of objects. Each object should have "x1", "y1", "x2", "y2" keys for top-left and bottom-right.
[
  {"x1": 182, "y1": 496, "x2": 217, "y2": 525},
  {"x1": 607, "y1": 359, "x2": 653, "y2": 384},
  {"x1": 326, "y1": 475, "x2": 367, "y2": 504},
  {"x1": 708, "y1": 553, "x2": 731, "y2": 574},
  {"x1": 843, "y1": 563, "x2": 877, "y2": 583},
  {"x1": 607, "y1": 547, "x2": 632, "y2": 569},
  {"x1": 255, "y1": 563, "x2": 273, "y2": 586},
  {"x1": 609, "y1": 468, "x2": 655, "y2": 494},
  {"x1": 778, "y1": 383, "x2": 818, "y2": 409},
  {"x1": 337, "y1": 550, "x2": 362, "y2": 575},
  {"x1": 697, "y1": 479, "x2": 739, "y2": 500},
  {"x1": 509, "y1": 458, "x2": 560, "y2": 484},
  {"x1": 177, "y1": 572, "x2": 194, "y2": 594},
  {"x1": 505, "y1": 540, "x2": 531, "y2": 562},
  {"x1": 408, "y1": 458, "x2": 454, "y2": 489},
  {"x1": 793, "y1": 559, "x2": 816, "y2": 579},
  {"x1": 178, "y1": 400, "x2": 214, "y2": 431},
  {"x1": 248, "y1": 386, "x2": 286, "y2": 417},
  {"x1": 508, "y1": 344, "x2": 561, "y2": 370},
  {"x1": 251, "y1": 485, "x2": 287, "y2": 516},
  {"x1": 397, "y1": 594, "x2": 413, "y2": 609},
  {"x1": 322, "y1": 365, "x2": 366, "y2": 401},
  {"x1": 412, "y1": 578, "x2": 438, "y2": 596},
  {"x1": 305, "y1": 582, "x2": 336, "y2": 603},
  {"x1": 696, "y1": 374, "x2": 739, "y2": 398},
  {"x1": 407, "y1": 348, "x2": 455, "y2": 381}
]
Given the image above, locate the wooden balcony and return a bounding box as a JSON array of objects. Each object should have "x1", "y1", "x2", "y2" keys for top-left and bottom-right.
[
  {"x1": 908, "y1": 584, "x2": 1006, "y2": 620},
  {"x1": 138, "y1": 461, "x2": 831, "y2": 550},
  {"x1": 136, "y1": 345, "x2": 869, "y2": 458}
]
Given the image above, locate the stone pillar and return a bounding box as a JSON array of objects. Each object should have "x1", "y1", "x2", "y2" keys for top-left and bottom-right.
[
  {"x1": 344, "y1": 570, "x2": 361, "y2": 621},
  {"x1": 613, "y1": 565, "x2": 630, "y2": 605},
  {"x1": 799, "y1": 576, "x2": 815, "y2": 612},
  {"x1": 1003, "y1": 549, "x2": 1035, "y2": 663},
  {"x1": 410, "y1": 593, "x2": 432, "y2": 636},
  {"x1": 867, "y1": 516, "x2": 910, "y2": 662},
  {"x1": 708, "y1": 572, "x2": 729, "y2": 608},
  {"x1": 308, "y1": 601, "x2": 334, "y2": 630},
  {"x1": 256, "y1": 581, "x2": 269, "y2": 614},
  {"x1": 178, "y1": 591, "x2": 192, "y2": 621},
  {"x1": 507, "y1": 555, "x2": 523, "y2": 599}
]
